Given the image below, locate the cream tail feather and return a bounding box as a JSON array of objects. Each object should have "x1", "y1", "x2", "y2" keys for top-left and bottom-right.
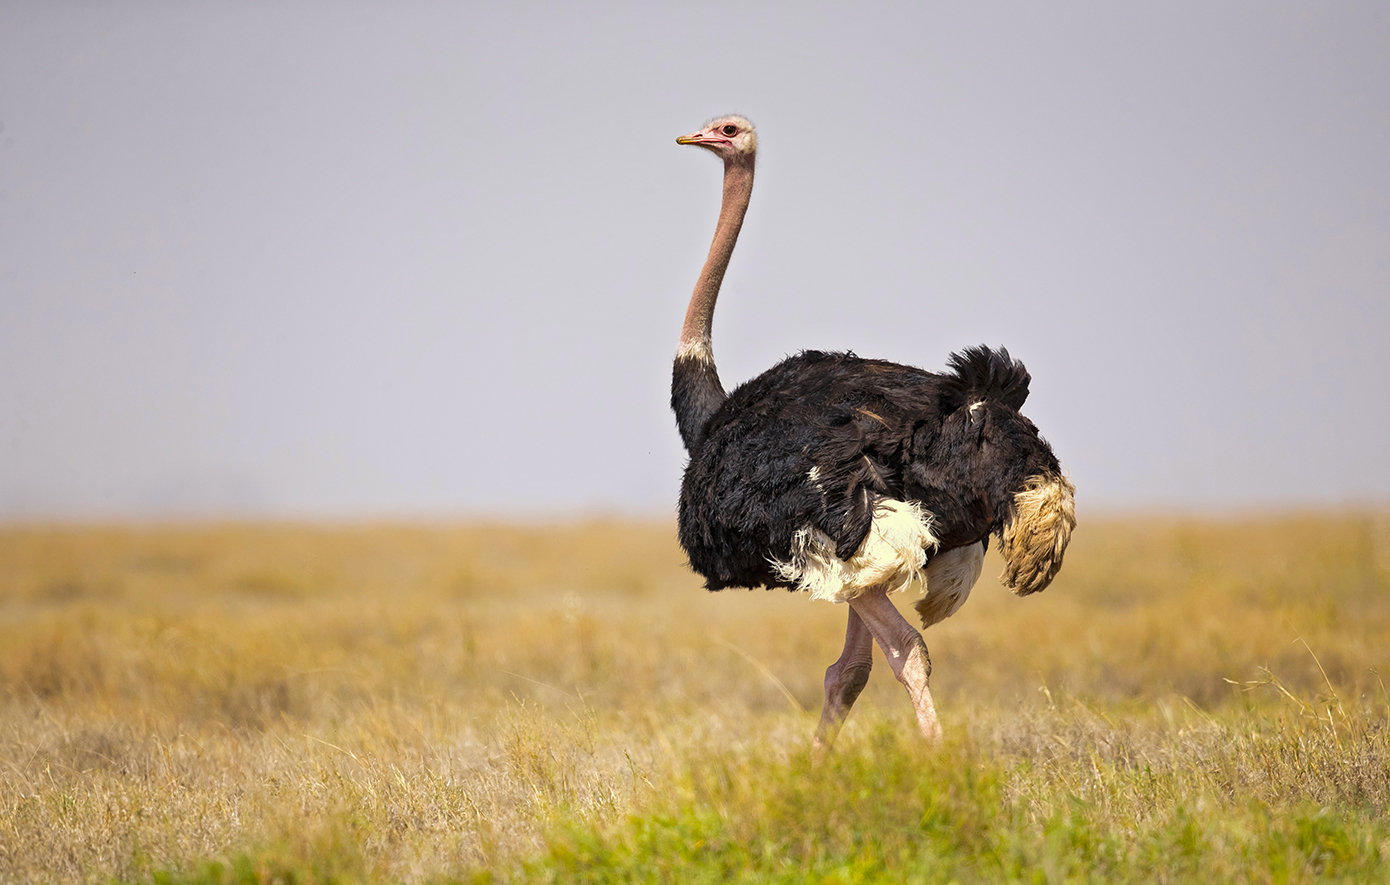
[{"x1": 999, "y1": 472, "x2": 1077, "y2": 596}]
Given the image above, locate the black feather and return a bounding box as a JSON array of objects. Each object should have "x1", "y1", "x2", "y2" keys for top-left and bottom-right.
[
  {"x1": 944, "y1": 345, "x2": 1031, "y2": 412},
  {"x1": 671, "y1": 356, "x2": 727, "y2": 452},
  {"x1": 674, "y1": 347, "x2": 1063, "y2": 590}
]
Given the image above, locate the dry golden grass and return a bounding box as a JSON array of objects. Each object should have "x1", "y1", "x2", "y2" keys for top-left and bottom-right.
[{"x1": 0, "y1": 512, "x2": 1387, "y2": 882}]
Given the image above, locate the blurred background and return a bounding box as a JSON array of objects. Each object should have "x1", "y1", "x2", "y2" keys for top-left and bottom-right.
[{"x1": 1, "y1": 1, "x2": 1387, "y2": 520}]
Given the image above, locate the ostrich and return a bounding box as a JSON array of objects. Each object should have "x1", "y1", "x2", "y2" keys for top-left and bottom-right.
[{"x1": 671, "y1": 114, "x2": 1075, "y2": 747}]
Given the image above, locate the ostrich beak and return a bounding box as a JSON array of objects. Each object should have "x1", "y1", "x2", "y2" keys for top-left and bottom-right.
[{"x1": 676, "y1": 130, "x2": 706, "y2": 145}]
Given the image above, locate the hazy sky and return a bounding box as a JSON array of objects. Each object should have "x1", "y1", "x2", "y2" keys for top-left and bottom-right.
[{"x1": 2, "y1": 2, "x2": 1387, "y2": 519}]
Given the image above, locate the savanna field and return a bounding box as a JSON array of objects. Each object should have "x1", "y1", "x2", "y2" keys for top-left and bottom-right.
[{"x1": 1, "y1": 513, "x2": 1388, "y2": 883}]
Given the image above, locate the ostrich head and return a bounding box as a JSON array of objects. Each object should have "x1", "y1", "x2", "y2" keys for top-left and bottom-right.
[{"x1": 677, "y1": 115, "x2": 757, "y2": 166}]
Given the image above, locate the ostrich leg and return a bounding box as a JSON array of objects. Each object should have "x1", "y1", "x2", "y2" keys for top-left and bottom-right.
[
  {"x1": 848, "y1": 587, "x2": 943, "y2": 742},
  {"x1": 813, "y1": 607, "x2": 875, "y2": 750}
]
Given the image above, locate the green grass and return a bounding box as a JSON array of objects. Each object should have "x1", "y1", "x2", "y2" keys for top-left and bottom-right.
[{"x1": 532, "y1": 719, "x2": 1390, "y2": 884}]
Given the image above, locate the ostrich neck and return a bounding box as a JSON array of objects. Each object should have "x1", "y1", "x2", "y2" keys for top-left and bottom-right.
[
  {"x1": 678, "y1": 161, "x2": 754, "y2": 362},
  {"x1": 671, "y1": 159, "x2": 754, "y2": 454}
]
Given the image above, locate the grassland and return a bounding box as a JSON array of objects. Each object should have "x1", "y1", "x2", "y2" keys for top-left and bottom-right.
[{"x1": 0, "y1": 512, "x2": 1387, "y2": 882}]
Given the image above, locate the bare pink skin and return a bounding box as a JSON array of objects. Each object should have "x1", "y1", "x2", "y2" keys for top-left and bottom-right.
[
  {"x1": 675, "y1": 117, "x2": 756, "y2": 361},
  {"x1": 814, "y1": 607, "x2": 875, "y2": 749},
  {"x1": 849, "y1": 589, "x2": 943, "y2": 743},
  {"x1": 814, "y1": 589, "x2": 942, "y2": 749}
]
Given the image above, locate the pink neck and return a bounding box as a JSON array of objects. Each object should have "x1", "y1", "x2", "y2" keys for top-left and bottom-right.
[{"x1": 678, "y1": 160, "x2": 754, "y2": 363}]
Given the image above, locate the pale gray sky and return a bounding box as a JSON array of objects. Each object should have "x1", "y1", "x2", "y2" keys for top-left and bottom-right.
[{"x1": 2, "y1": 2, "x2": 1387, "y2": 519}]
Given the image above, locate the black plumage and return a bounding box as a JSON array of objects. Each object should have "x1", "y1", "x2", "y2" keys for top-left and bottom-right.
[{"x1": 674, "y1": 346, "x2": 1063, "y2": 592}]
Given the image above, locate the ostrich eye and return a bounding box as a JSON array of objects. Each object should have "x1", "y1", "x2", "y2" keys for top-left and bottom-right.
[{"x1": 722, "y1": 124, "x2": 737, "y2": 136}]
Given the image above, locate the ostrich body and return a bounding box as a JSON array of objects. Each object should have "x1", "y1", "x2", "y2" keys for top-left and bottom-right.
[{"x1": 672, "y1": 115, "x2": 1075, "y2": 746}]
